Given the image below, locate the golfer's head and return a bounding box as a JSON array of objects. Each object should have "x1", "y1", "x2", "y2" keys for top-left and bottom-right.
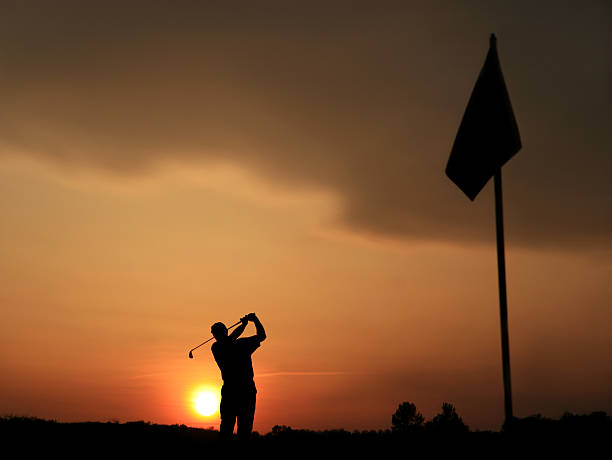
[{"x1": 211, "y1": 322, "x2": 228, "y2": 341}]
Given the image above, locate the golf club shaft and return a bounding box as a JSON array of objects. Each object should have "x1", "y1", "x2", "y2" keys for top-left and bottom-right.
[{"x1": 189, "y1": 320, "x2": 242, "y2": 355}]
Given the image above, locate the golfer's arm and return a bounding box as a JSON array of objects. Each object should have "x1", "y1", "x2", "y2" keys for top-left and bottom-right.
[
  {"x1": 253, "y1": 317, "x2": 266, "y2": 341},
  {"x1": 229, "y1": 322, "x2": 247, "y2": 340}
]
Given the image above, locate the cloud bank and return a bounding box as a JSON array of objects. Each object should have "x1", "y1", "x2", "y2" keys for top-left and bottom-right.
[{"x1": 1, "y1": 1, "x2": 610, "y2": 248}]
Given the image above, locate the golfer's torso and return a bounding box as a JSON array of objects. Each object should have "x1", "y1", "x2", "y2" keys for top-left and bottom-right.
[{"x1": 212, "y1": 340, "x2": 255, "y2": 385}]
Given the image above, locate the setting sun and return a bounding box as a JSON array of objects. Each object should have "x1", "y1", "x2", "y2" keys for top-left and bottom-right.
[{"x1": 194, "y1": 391, "x2": 220, "y2": 417}]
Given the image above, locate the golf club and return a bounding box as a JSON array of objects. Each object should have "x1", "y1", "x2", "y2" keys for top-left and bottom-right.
[{"x1": 188, "y1": 320, "x2": 242, "y2": 359}]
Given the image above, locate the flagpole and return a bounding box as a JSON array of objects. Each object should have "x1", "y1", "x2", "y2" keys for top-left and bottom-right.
[
  {"x1": 494, "y1": 169, "x2": 513, "y2": 424},
  {"x1": 446, "y1": 33, "x2": 520, "y2": 426}
]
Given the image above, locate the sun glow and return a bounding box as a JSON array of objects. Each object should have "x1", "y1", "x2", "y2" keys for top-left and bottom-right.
[{"x1": 194, "y1": 390, "x2": 219, "y2": 417}]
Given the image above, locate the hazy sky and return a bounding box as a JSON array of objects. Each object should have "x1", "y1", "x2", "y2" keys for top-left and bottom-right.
[{"x1": 1, "y1": 1, "x2": 610, "y2": 432}]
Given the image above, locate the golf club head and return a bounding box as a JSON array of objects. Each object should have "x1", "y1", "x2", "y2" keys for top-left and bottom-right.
[{"x1": 188, "y1": 351, "x2": 193, "y2": 359}]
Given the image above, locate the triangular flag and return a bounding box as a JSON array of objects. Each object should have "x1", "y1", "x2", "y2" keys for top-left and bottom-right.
[{"x1": 446, "y1": 34, "x2": 521, "y2": 200}]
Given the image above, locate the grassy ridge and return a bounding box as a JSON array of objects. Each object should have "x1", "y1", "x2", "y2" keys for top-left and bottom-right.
[{"x1": 1, "y1": 413, "x2": 610, "y2": 458}]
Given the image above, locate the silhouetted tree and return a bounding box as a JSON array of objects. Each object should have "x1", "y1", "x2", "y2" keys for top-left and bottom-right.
[
  {"x1": 425, "y1": 402, "x2": 469, "y2": 435},
  {"x1": 392, "y1": 402, "x2": 424, "y2": 434}
]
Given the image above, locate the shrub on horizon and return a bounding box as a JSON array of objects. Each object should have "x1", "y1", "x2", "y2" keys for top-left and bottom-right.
[{"x1": 425, "y1": 402, "x2": 469, "y2": 435}]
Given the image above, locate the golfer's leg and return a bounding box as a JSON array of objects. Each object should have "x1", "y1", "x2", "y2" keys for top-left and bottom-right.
[
  {"x1": 220, "y1": 415, "x2": 236, "y2": 439},
  {"x1": 236, "y1": 392, "x2": 256, "y2": 440},
  {"x1": 219, "y1": 392, "x2": 236, "y2": 439}
]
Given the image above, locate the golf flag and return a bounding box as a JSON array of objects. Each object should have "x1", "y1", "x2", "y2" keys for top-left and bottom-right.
[{"x1": 446, "y1": 34, "x2": 521, "y2": 200}]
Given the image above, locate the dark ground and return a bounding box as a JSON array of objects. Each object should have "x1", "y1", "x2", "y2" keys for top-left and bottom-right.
[{"x1": 1, "y1": 412, "x2": 610, "y2": 459}]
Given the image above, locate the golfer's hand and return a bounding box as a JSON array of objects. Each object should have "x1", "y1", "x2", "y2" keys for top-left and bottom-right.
[
  {"x1": 240, "y1": 315, "x2": 249, "y2": 325},
  {"x1": 246, "y1": 312, "x2": 257, "y2": 321}
]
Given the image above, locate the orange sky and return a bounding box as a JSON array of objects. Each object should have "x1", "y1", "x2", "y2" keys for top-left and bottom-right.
[
  {"x1": 2, "y1": 155, "x2": 610, "y2": 432},
  {"x1": 1, "y1": 1, "x2": 611, "y2": 432}
]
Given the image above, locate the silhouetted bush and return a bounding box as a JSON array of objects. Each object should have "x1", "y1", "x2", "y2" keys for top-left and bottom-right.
[
  {"x1": 425, "y1": 402, "x2": 469, "y2": 435},
  {"x1": 559, "y1": 411, "x2": 612, "y2": 437},
  {"x1": 271, "y1": 424, "x2": 292, "y2": 435}
]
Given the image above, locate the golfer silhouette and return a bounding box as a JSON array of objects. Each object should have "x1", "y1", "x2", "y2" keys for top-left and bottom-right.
[{"x1": 211, "y1": 312, "x2": 266, "y2": 440}]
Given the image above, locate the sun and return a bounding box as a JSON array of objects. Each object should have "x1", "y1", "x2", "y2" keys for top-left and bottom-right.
[{"x1": 194, "y1": 391, "x2": 219, "y2": 416}]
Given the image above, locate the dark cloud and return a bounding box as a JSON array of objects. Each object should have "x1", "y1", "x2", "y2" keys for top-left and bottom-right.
[{"x1": 1, "y1": 1, "x2": 610, "y2": 248}]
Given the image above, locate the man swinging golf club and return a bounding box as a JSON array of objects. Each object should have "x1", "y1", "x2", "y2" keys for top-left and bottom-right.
[{"x1": 211, "y1": 312, "x2": 266, "y2": 440}]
